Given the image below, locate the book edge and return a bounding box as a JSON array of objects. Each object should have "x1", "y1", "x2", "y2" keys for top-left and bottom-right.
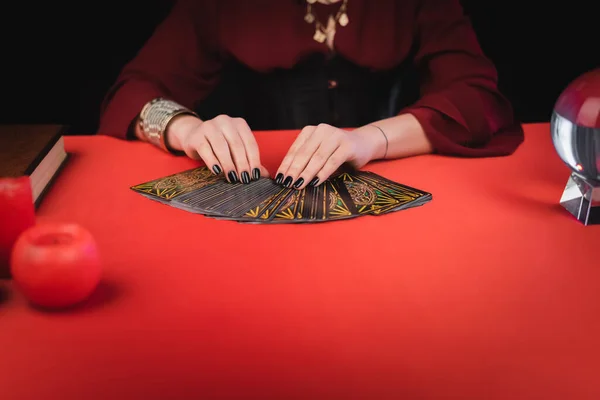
[
  {"x1": 33, "y1": 151, "x2": 70, "y2": 209},
  {"x1": 23, "y1": 125, "x2": 69, "y2": 176}
]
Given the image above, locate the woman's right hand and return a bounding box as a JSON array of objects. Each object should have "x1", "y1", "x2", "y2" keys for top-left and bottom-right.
[{"x1": 167, "y1": 114, "x2": 268, "y2": 184}]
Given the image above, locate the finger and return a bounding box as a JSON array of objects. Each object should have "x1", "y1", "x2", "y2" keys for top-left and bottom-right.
[
  {"x1": 203, "y1": 122, "x2": 239, "y2": 183},
  {"x1": 184, "y1": 132, "x2": 222, "y2": 175},
  {"x1": 311, "y1": 145, "x2": 351, "y2": 188},
  {"x1": 292, "y1": 132, "x2": 345, "y2": 189},
  {"x1": 275, "y1": 125, "x2": 316, "y2": 185},
  {"x1": 259, "y1": 165, "x2": 270, "y2": 178},
  {"x1": 214, "y1": 115, "x2": 252, "y2": 184},
  {"x1": 233, "y1": 118, "x2": 262, "y2": 181},
  {"x1": 281, "y1": 124, "x2": 338, "y2": 188}
]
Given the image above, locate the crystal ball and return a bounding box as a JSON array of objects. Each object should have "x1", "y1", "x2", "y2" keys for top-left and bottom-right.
[{"x1": 551, "y1": 68, "x2": 600, "y2": 182}]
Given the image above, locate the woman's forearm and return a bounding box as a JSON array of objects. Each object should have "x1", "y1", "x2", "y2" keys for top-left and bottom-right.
[{"x1": 353, "y1": 113, "x2": 434, "y2": 162}]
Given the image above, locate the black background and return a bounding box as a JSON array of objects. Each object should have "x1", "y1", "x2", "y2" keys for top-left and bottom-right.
[{"x1": 2, "y1": 1, "x2": 598, "y2": 134}]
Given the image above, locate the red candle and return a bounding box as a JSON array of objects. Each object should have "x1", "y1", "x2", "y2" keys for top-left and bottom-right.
[
  {"x1": 10, "y1": 222, "x2": 102, "y2": 308},
  {"x1": 0, "y1": 177, "x2": 36, "y2": 278}
]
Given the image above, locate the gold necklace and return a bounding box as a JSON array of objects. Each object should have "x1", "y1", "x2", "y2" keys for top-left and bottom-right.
[{"x1": 304, "y1": 0, "x2": 349, "y2": 44}]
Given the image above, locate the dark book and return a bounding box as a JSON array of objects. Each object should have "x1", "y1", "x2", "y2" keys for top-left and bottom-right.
[{"x1": 0, "y1": 124, "x2": 69, "y2": 207}]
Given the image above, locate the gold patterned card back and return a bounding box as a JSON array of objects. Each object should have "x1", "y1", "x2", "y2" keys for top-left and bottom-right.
[{"x1": 130, "y1": 167, "x2": 221, "y2": 201}]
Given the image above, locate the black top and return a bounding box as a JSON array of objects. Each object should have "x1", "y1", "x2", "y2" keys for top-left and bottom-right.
[{"x1": 194, "y1": 53, "x2": 419, "y2": 130}]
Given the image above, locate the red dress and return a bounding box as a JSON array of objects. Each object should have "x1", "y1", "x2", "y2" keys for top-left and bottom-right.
[{"x1": 98, "y1": 0, "x2": 524, "y2": 157}]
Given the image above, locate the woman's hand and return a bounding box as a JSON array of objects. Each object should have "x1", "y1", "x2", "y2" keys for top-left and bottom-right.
[
  {"x1": 168, "y1": 114, "x2": 268, "y2": 183},
  {"x1": 275, "y1": 124, "x2": 381, "y2": 189}
]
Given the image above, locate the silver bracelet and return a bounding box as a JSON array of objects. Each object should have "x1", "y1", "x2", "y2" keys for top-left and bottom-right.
[
  {"x1": 370, "y1": 124, "x2": 389, "y2": 159},
  {"x1": 139, "y1": 98, "x2": 197, "y2": 153}
]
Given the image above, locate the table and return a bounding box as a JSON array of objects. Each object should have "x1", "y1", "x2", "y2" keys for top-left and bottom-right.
[{"x1": 1, "y1": 123, "x2": 599, "y2": 399}]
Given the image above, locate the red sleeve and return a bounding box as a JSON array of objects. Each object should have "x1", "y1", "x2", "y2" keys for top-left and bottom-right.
[
  {"x1": 97, "y1": 0, "x2": 221, "y2": 139},
  {"x1": 401, "y1": 0, "x2": 524, "y2": 157}
]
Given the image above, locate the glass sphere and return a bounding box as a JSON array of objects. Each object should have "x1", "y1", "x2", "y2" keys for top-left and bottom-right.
[{"x1": 551, "y1": 68, "x2": 600, "y2": 182}]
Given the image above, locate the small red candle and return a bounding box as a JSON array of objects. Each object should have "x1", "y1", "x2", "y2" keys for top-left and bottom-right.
[
  {"x1": 0, "y1": 177, "x2": 36, "y2": 278},
  {"x1": 10, "y1": 222, "x2": 102, "y2": 309}
]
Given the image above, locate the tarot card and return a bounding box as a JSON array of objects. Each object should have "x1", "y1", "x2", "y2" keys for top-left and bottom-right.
[
  {"x1": 170, "y1": 179, "x2": 244, "y2": 214},
  {"x1": 236, "y1": 186, "x2": 295, "y2": 223},
  {"x1": 355, "y1": 171, "x2": 430, "y2": 200},
  {"x1": 172, "y1": 178, "x2": 282, "y2": 218},
  {"x1": 325, "y1": 179, "x2": 359, "y2": 220},
  {"x1": 210, "y1": 179, "x2": 293, "y2": 220},
  {"x1": 353, "y1": 171, "x2": 432, "y2": 214},
  {"x1": 305, "y1": 183, "x2": 326, "y2": 221},
  {"x1": 130, "y1": 166, "x2": 221, "y2": 202},
  {"x1": 214, "y1": 179, "x2": 287, "y2": 218},
  {"x1": 293, "y1": 186, "x2": 309, "y2": 220},
  {"x1": 263, "y1": 189, "x2": 305, "y2": 223},
  {"x1": 334, "y1": 172, "x2": 403, "y2": 215}
]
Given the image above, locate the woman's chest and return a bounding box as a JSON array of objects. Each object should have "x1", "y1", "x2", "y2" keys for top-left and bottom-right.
[{"x1": 214, "y1": 0, "x2": 419, "y2": 71}]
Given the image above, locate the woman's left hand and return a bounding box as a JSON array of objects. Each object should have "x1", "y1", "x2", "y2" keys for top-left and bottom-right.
[{"x1": 275, "y1": 124, "x2": 378, "y2": 189}]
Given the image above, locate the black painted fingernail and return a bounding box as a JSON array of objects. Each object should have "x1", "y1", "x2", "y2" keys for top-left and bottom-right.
[
  {"x1": 212, "y1": 165, "x2": 222, "y2": 175},
  {"x1": 283, "y1": 176, "x2": 293, "y2": 187},
  {"x1": 228, "y1": 171, "x2": 238, "y2": 183},
  {"x1": 293, "y1": 178, "x2": 304, "y2": 189},
  {"x1": 252, "y1": 168, "x2": 260, "y2": 180},
  {"x1": 241, "y1": 171, "x2": 250, "y2": 184},
  {"x1": 309, "y1": 177, "x2": 319, "y2": 186},
  {"x1": 275, "y1": 173, "x2": 284, "y2": 184}
]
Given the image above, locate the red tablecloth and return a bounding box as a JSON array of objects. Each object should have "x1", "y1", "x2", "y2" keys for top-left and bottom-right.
[{"x1": 1, "y1": 123, "x2": 599, "y2": 399}]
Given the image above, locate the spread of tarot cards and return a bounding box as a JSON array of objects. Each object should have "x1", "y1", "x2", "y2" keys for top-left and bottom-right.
[{"x1": 130, "y1": 166, "x2": 432, "y2": 224}]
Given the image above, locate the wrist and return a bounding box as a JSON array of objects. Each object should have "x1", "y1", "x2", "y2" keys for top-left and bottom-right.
[
  {"x1": 133, "y1": 116, "x2": 146, "y2": 142},
  {"x1": 351, "y1": 125, "x2": 387, "y2": 163},
  {"x1": 137, "y1": 98, "x2": 199, "y2": 154},
  {"x1": 165, "y1": 115, "x2": 203, "y2": 151}
]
